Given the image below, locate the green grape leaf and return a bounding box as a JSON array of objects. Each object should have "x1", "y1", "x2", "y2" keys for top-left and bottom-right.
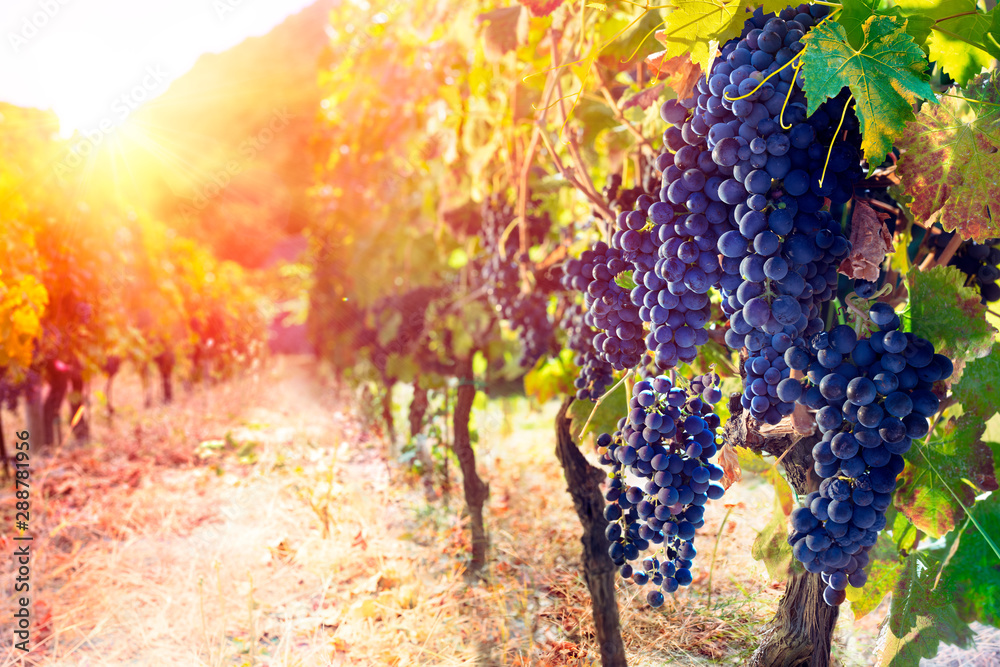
[
  {"x1": 895, "y1": 74, "x2": 1000, "y2": 243},
  {"x1": 991, "y1": 8, "x2": 1000, "y2": 56},
  {"x1": 953, "y1": 344, "x2": 1000, "y2": 420},
  {"x1": 895, "y1": 414, "x2": 999, "y2": 538},
  {"x1": 614, "y1": 271, "x2": 637, "y2": 290},
  {"x1": 890, "y1": 509, "x2": 920, "y2": 555},
  {"x1": 600, "y1": 9, "x2": 664, "y2": 69},
  {"x1": 839, "y1": 0, "x2": 882, "y2": 47},
  {"x1": 570, "y1": 379, "x2": 627, "y2": 444},
  {"x1": 839, "y1": 0, "x2": 933, "y2": 50},
  {"x1": 657, "y1": 0, "x2": 749, "y2": 70},
  {"x1": 876, "y1": 552, "x2": 975, "y2": 666},
  {"x1": 934, "y1": 494, "x2": 1000, "y2": 626},
  {"x1": 524, "y1": 349, "x2": 577, "y2": 404},
  {"x1": 844, "y1": 533, "x2": 903, "y2": 619},
  {"x1": 800, "y1": 16, "x2": 936, "y2": 168},
  {"x1": 895, "y1": 0, "x2": 1000, "y2": 85},
  {"x1": 385, "y1": 353, "x2": 419, "y2": 383},
  {"x1": 751, "y1": 492, "x2": 793, "y2": 581},
  {"x1": 906, "y1": 265, "x2": 996, "y2": 363},
  {"x1": 986, "y1": 413, "x2": 1000, "y2": 481}
]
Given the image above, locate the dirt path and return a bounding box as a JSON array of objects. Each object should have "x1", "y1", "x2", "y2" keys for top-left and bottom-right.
[{"x1": 2, "y1": 357, "x2": 406, "y2": 666}]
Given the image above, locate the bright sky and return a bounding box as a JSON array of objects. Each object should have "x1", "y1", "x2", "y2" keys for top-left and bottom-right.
[{"x1": 0, "y1": 0, "x2": 318, "y2": 136}]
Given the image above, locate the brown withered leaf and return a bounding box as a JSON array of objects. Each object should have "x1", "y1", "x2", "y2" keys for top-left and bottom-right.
[
  {"x1": 791, "y1": 401, "x2": 816, "y2": 436},
  {"x1": 645, "y1": 48, "x2": 702, "y2": 100},
  {"x1": 622, "y1": 82, "x2": 664, "y2": 110},
  {"x1": 839, "y1": 200, "x2": 894, "y2": 281},
  {"x1": 718, "y1": 441, "x2": 742, "y2": 489}
]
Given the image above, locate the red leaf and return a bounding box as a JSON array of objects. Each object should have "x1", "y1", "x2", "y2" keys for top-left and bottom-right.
[
  {"x1": 645, "y1": 49, "x2": 702, "y2": 101},
  {"x1": 622, "y1": 82, "x2": 664, "y2": 110}
]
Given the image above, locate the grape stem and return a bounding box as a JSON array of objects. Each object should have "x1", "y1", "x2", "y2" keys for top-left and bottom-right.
[
  {"x1": 940, "y1": 91, "x2": 1000, "y2": 109},
  {"x1": 550, "y1": 35, "x2": 610, "y2": 218},
  {"x1": 534, "y1": 33, "x2": 617, "y2": 232},
  {"x1": 843, "y1": 282, "x2": 892, "y2": 335},
  {"x1": 596, "y1": 71, "x2": 657, "y2": 155}
]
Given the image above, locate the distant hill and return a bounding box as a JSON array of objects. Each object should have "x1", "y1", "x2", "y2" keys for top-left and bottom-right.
[{"x1": 80, "y1": 0, "x2": 337, "y2": 268}]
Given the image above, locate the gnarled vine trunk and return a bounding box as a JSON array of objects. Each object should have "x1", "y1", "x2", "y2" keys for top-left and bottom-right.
[
  {"x1": 381, "y1": 377, "x2": 397, "y2": 456},
  {"x1": 42, "y1": 361, "x2": 69, "y2": 446},
  {"x1": 409, "y1": 378, "x2": 435, "y2": 501},
  {"x1": 104, "y1": 355, "x2": 122, "y2": 418},
  {"x1": 408, "y1": 377, "x2": 429, "y2": 439},
  {"x1": 0, "y1": 411, "x2": 8, "y2": 478},
  {"x1": 24, "y1": 374, "x2": 44, "y2": 447},
  {"x1": 68, "y1": 366, "x2": 89, "y2": 442},
  {"x1": 452, "y1": 356, "x2": 489, "y2": 573},
  {"x1": 154, "y1": 349, "x2": 175, "y2": 403},
  {"x1": 723, "y1": 395, "x2": 838, "y2": 667},
  {"x1": 555, "y1": 397, "x2": 627, "y2": 667},
  {"x1": 751, "y1": 570, "x2": 839, "y2": 667}
]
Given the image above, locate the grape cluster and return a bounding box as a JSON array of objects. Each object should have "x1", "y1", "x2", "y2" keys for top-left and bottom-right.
[
  {"x1": 779, "y1": 302, "x2": 952, "y2": 606},
  {"x1": 655, "y1": 4, "x2": 863, "y2": 421},
  {"x1": 559, "y1": 304, "x2": 616, "y2": 400},
  {"x1": 597, "y1": 374, "x2": 726, "y2": 606},
  {"x1": 602, "y1": 163, "x2": 658, "y2": 216},
  {"x1": 620, "y1": 193, "x2": 717, "y2": 370},
  {"x1": 0, "y1": 369, "x2": 40, "y2": 412},
  {"x1": 512, "y1": 293, "x2": 554, "y2": 368},
  {"x1": 634, "y1": 110, "x2": 724, "y2": 369},
  {"x1": 931, "y1": 231, "x2": 1000, "y2": 304},
  {"x1": 480, "y1": 198, "x2": 555, "y2": 367},
  {"x1": 0, "y1": 378, "x2": 20, "y2": 412},
  {"x1": 562, "y1": 243, "x2": 644, "y2": 370}
]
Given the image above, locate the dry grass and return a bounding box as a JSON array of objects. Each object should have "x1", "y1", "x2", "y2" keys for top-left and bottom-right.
[{"x1": 0, "y1": 357, "x2": 884, "y2": 666}]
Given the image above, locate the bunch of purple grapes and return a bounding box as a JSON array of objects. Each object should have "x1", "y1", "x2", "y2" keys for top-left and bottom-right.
[
  {"x1": 779, "y1": 301, "x2": 952, "y2": 605},
  {"x1": 598, "y1": 373, "x2": 725, "y2": 606},
  {"x1": 479, "y1": 198, "x2": 555, "y2": 367},
  {"x1": 562, "y1": 243, "x2": 644, "y2": 370},
  {"x1": 654, "y1": 4, "x2": 863, "y2": 422}
]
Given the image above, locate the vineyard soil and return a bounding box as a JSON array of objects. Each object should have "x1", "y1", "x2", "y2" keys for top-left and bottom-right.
[{"x1": 0, "y1": 357, "x2": 919, "y2": 666}]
